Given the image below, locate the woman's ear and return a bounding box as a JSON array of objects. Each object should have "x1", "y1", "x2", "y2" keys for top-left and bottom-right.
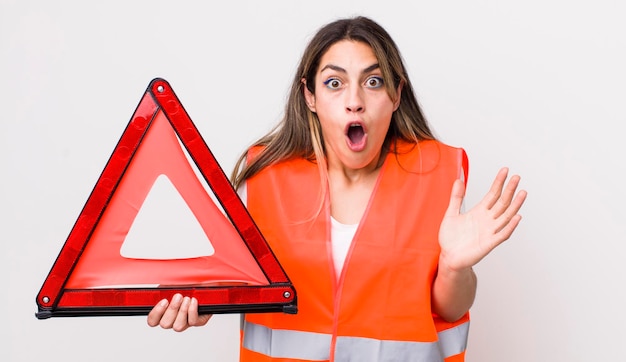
[
  {"x1": 393, "y1": 80, "x2": 404, "y2": 111},
  {"x1": 302, "y1": 78, "x2": 316, "y2": 113}
]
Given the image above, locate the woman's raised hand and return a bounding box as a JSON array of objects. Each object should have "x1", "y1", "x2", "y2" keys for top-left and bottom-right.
[{"x1": 438, "y1": 167, "x2": 527, "y2": 272}]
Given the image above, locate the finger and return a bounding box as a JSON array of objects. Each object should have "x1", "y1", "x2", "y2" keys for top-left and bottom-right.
[
  {"x1": 159, "y1": 293, "x2": 183, "y2": 329},
  {"x1": 490, "y1": 174, "x2": 522, "y2": 216},
  {"x1": 482, "y1": 167, "x2": 509, "y2": 210},
  {"x1": 495, "y1": 213, "x2": 523, "y2": 243},
  {"x1": 188, "y1": 297, "x2": 212, "y2": 327},
  {"x1": 147, "y1": 298, "x2": 169, "y2": 327},
  {"x1": 494, "y1": 190, "x2": 527, "y2": 238},
  {"x1": 480, "y1": 214, "x2": 523, "y2": 256},
  {"x1": 173, "y1": 296, "x2": 192, "y2": 332},
  {"x1": 444, "y1": 179, "x2": 466, "y2": 218}
]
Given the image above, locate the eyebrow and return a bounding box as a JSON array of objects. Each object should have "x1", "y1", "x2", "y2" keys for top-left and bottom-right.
[{"x1": 319, "y1": 63, "x2": 380, "y2": 75}]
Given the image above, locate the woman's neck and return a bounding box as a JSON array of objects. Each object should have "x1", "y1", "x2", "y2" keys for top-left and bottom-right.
[{"x1": 327, "y1": 153, "x2": 385, "y2": 225}]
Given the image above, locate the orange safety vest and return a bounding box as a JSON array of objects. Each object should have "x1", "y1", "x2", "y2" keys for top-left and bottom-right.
[{"x1": 241, "y1": 139, "x2": 470, "y2": 362}]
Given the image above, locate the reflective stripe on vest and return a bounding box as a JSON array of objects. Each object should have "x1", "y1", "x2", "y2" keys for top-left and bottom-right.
[
  {"x1": 437, "y1": 321, "x2": 470, "y2": 358},
  {"x1": 242, "y1": 320, "x2": 469, "y2": 361},
  {"x1": 242, "y1": 321, "x2": 331, "y2": 360}
]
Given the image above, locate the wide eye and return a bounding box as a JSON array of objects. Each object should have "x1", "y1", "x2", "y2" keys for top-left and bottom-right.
[
  {"x1": 323, "y1": 78, "x2": 342, "y2": 89},
  {"x1": 365, "y1": 76, "x2": 384, "y2": 89}
]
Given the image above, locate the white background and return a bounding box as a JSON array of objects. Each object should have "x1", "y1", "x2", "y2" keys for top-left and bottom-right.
[{"x1": 2, "y1": 0, "x2": 625, "y2": 361}]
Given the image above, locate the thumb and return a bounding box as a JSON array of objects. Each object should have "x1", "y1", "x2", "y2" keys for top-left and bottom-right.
[{"x1": 444, "y1": 179, "x2": 466, "y2": 218}]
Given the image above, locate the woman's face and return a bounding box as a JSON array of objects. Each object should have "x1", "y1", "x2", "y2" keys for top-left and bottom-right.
[{"x1": 304, "y1": 40, "x2": 401, "y2": 173}]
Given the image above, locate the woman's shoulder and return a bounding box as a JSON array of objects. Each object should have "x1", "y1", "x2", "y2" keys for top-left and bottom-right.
[
  {"x1": 246, "y1": 145, "x2": 317, "y2": 177},
  {"x1": 393, "y1": 138, "x2": 464, "y2": 155},
  {"x1": 391, "y1": 138, "x2": 467, "y2": 173},
  {"x1": 247, "y1": 145, "x2": 265, "y2": 160}
]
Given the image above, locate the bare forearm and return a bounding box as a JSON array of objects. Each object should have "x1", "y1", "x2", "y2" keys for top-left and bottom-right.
[{"x1": 431, "y1": 262, "x2": 477, "y2": 322}]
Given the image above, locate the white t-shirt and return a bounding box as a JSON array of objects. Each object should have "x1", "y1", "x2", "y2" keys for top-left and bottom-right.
[{"x1": 330, "y1": 217, "x2": 357, "y2": 277}]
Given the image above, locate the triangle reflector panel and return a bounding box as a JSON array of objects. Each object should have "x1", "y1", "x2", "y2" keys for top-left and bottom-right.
[{"x1": 36, "y1": 78, "x2": 297, "y2": 319}]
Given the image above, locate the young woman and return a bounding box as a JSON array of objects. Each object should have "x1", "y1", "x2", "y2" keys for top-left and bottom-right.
[{"x1": 148, "y1": 16, "x2": 527, "y2": 362}]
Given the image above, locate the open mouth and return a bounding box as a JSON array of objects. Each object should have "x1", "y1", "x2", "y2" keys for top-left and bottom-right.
[{"x1": 346, "y1": 122, "x2": 366, "y2": 151}]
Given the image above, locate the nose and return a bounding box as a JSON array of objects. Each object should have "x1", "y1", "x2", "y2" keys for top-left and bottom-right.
[{"x1": 346, "y1": 86, "x2": 364, "y2": 113}]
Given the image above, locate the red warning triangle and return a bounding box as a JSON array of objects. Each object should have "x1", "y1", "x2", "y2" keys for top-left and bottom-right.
[{"x1": 35, "y1": 78, "x2": 297, "y2": 319}]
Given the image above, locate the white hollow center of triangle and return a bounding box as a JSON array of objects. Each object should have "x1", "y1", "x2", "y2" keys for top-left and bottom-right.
[{"x1": 120, "y1": 174, "x2": 215, "y2": 259}]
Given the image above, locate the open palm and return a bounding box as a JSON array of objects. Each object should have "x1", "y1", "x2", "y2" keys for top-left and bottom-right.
[{"x1": 438, "y1": 167, "x2": 527, "y2": 271}]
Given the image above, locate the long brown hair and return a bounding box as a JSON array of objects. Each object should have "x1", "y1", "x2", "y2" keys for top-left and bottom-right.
[{"x1": 231, "y1": 16, "x2": 435, "y2": 189}]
